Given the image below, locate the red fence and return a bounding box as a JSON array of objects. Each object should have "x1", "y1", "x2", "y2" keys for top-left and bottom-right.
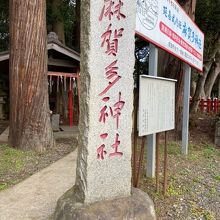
[{"x1": 190, "y1": 98, "x2": 220, "y2": 114}]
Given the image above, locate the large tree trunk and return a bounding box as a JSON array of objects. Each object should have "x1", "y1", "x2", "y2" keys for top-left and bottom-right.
[
  {"x1": 204, "y1": 57, "x2": 220, "y2": 98},
  {"x1": 162, "y1": 0, "x2": 197, "y2": 139},
  {"x1": 9, "y1": 0, "x2": 55, "y2": 151},
  {"x1": 52, "y1": 0, "x2": 65, "y2": 44},
  {"x1": 72, "y1": 0, "x2": 80, "y2": 50},
  {"x1": 190, "y1": 34, "x2": 220, "y2": 112},
  {"x1": 163, "y1": 55, "x2": 184, "y2": 139},
  {"x1": 190, "y1": 66, "x2": 211, "y2": 112}
]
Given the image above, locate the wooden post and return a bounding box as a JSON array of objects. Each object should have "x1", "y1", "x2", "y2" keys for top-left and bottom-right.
[
  {"x1": 218, "y1": 99, "x2": 219, "y2": 113},
  {"x1": 132, "y1": 102, "x2": 138, "y2": 186},
  {"x1": 200, "y1": 98, "x2": 204, "y2": 112},
  {"x1": 134, "y1": 136, "x2": 146, "y2": 188},
  {"x1": 207, "y1": 98, "x2": 211, "y2": 113},
  {"x1": 77, "y1": 69, "x2": 80, "y2": 125},
  {"x1": 68, "y1": 82, "x2": 73, "y2": 127},
  {"x1": 214, "y1": 98, "x2": 218, "y2": 113}
]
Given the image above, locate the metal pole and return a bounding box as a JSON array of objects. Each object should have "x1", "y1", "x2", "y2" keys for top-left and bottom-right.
[
  {"x1": 182, "y1": 64, "x2": 191, "y2": 155},
  {"x1": 156, "y1": 133, "x2": 160, "y2": 192},
  {"x1": 134, "y1": 136, "x2": 146, "y2": 188},
  {"x1": 147, "y1": 43, "x2": 158, "y2": 178},
  {"x1": 132, "y1": 105, "x2": 138, "y2": 186},
  {"x1": 163, "y1": 131, "x2": 168, "y2": 195}
]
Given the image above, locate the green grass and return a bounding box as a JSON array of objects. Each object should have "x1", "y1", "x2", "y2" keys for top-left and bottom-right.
[
  {"x1": 202, "y1": 144, "x2": 216, "y2": 158},
  {"x1": 0, "y1": 183, "x2": 7, "y2": 190},
  {"x1": 189, "y1": 201, "x2": 215, "y2": 220},
  {"x1": 214, "y1": 175, "x2": 220, "y2": 181},
  {"x1": 140, "y1": 138, "x2": 220, "y2": 219},
  {"x1": 0, "y1": 180, "x2": 20, "y2": 191},
  {"x1": 166, "y1": 141, "x2": 181, "y2": 155},
  {"x1": 167, "y1": 183, "x2": 183, "y2": 196},
  {"x1": 0, "y1": 144, "x2": 36, "y2": 191},
  {"x1": 0, "y1": 144, "x2": 31, "y2": 173}
]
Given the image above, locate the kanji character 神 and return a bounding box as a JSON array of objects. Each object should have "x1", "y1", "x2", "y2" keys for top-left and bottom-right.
[
  {"x1": 99, "y1": 97, "x2": 113, "y2": 123},
  {"x1": 113, "y1": 92, "x2": 125, "y2": 129}
]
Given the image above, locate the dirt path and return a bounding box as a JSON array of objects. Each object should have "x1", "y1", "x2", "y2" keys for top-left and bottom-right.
[
  {"x1": 0, "y1": 121, "x2": 8, "y2": 135},
  {"x1": 0, "y1": 150, "x2": 77, "y2": 220}
]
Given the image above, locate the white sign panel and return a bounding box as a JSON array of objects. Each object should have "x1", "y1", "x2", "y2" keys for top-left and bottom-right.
[
  {"x1": 138, "y1": 75, "x2": 176, "y2": 136},
  {"x1": 136, "y1": 0, "x2": 204, "y2": 72}
]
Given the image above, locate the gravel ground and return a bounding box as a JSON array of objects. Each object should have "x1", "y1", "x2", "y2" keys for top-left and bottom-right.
[
  {"x1": 140, "y1": 143, "x2": 220, "y2": 220},
  {"x1": 138, "y1": 113, "x2": 220, "y2": 220}
]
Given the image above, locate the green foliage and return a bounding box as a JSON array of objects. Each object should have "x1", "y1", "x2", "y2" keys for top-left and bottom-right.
[
  {"x1": 0, "y1": 0, "x2": 9, "y2": 52},
  {"x1": 133, "y1": 37, "x2": 149, "y2": 87},
  {"x1": 46, "y1": 0, "x2": 77, "y2": 49},
  {"x1": 0, "y1": 0, "x2": 77, "y2": 52},
  {"x1": 195, "y1": 0, "x2": 220, "y2": 59}
]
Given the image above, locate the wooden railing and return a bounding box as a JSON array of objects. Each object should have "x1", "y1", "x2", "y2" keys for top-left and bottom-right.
[{"x1": 190, "y1": 98, "x2": 220, "y2": 114}]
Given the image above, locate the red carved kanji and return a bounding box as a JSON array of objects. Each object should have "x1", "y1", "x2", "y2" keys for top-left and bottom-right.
[
  {"x1": 99, "y1": 60, "x2": 121, "y2": 96},
  {"x1": 97, "y1": 145, "x2": 107, "y2": 160},
  {"x1": 99, "y1": 0, "x2": 114, "y2": 21},
  {"x1": 97, "y1": 133, "x2": 108, "y2": 160},
  {"x1": 109, "y1": 133, "x2": 123, "y2": 157},
  {"x1": 101, "y1": 24, "x2": 124, "y2": 56},
  {"x1": 114, "y1": 0, "x2": 126, "y2": 20},
  {"x1": 99, "y1": 0, "x2": 126, "y2": 21},
  {"x1": 99, "y1": 97, "x2": 113, "y2": 123},
  {"x1": 113, "y1": 92, "x2": 125, "y2": 129}
]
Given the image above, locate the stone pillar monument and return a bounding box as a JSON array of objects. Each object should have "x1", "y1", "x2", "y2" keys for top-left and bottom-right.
[{"x1": 54, "y1": 0, "x2": 156, "y2": 219}]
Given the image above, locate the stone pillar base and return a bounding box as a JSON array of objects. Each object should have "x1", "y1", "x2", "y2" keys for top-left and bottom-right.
[{"x1": 54, "y1": 187, "x2": 156, "y2": 220}]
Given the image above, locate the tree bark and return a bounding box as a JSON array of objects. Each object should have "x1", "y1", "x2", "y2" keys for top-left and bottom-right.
[
  {"x1": 190, "y1": 34, "x2": 220, "y2": 112},
  {"x1": 72, "y1": 0, "x2": 80, "y2": 50},
  {"x1": 218, "y1": 77, "x2": 220, "y2": 98},
  {"x1": 163, "y1": 55, "x2": 184, "y2": 139},
  {"x1": 52, "y1": 0, "x2": 65, "y2": 44},
  {"x1": 162, "y1": 0, "x2": 197, "y2": 139},
  {"x1": 9, "y1": 0, "x2": 55, "y2": 151},
  {"x1": 204, "y1": 58, "x2": 220, "y2": 98}
]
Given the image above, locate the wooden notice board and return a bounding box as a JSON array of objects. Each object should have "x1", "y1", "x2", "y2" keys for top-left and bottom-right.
[{"x1": 138, "y1": 75, "x2": 176, "y2": 136}]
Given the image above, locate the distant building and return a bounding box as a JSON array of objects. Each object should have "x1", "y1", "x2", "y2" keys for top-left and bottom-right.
[{"x1": 0, "y1": 32, "x2": 80, "y2": 126}]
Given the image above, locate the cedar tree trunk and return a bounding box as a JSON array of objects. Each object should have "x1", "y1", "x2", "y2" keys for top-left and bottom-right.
[
  {"x1": 52, "y1": 0, "x2": 65, "y2": 44},
  {"x1": 163, "y1": 0, "x2": 197, "y2": 139},
  {"x1": 72, "y1": 0, "x2": 80, "y2": 50},
  {"x1": 204, "y1": 56, "x2": 220, "y2": 98},
  {"x1": 9, "y1": 0, "x2": 55, "y2": 151},
  {"x1": 190, "y1": 34, "x2": 220, "y2": 112}
]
